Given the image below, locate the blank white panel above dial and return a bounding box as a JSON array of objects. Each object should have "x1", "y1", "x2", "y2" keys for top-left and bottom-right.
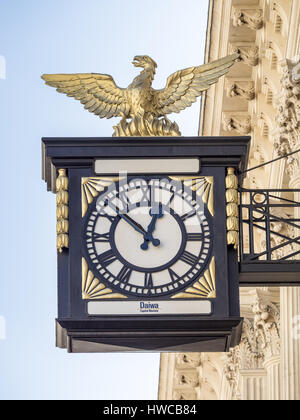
[{"x1": 94, "y1": 158, "x2": 200, "y2": 175}]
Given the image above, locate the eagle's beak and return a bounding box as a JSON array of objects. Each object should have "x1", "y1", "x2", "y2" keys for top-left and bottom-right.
[{"x1": 132, "y1": 56, "x2": 143, "y2": 67}]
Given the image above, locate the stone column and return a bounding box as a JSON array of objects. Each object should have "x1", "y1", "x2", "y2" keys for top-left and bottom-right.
[
  {"x1": 224, "y1": 290, "x2": 281, "y2": 400},
  {"x1": 264, "y1": 356, "x2": 281, "y2": 400},
  {"x1": 280, "y1": 288, "x2": 300, "y2": 400},
  {"x1": 252, "y1": 291, "x2": 281, "y2": 400},
  {"x1": 239, "y1": 370, "x2": 267, "y2": 400},
  {"x1": 158, "y1": 353, "x2": 176, "y2": 400},
  {"x1": 223, "y1": 316, "x2": 267, "y2": 400}
]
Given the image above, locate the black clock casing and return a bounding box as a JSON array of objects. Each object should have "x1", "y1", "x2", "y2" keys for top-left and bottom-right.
[{"x1": 42, "y1": 136, "x2": 250, "y2": 353}]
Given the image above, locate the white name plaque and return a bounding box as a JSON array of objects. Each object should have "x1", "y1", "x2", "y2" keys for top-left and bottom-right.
[
  {"x1": 88, "y1": 300, "x2": 212, "y2": 316},
  {"x1": 94, "y1": 158, "x2": 200, "y2": 175}
]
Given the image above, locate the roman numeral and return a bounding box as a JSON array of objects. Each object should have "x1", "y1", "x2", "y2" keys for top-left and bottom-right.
[
  {"x1": 168, "y1": 268, "x2": 180, "y2": 284},
  {"x1": 187, "y1": 233, "x2": 204, "y2": 241},
  {"x1": 98, "y1": 249, "x2": 117, "y2": 267},
  {"x1": 140, "y1": 185, "x2": 150, "y2": 204},
  {"x1": 181, "y1": 210, "x2": 196, "y2": 222},
  {"x1": 180, "y1": 251, "x2": 198, "y2": 266},
  {"x1": 166, "y1": 191, "x2": 175, "y2": 206},
  {"x1": 118, "y1": 190, "x2": 130, "y2": 208},
  {"x1": 144, "y1": 273, "x2": 153, "y2": 288},
  {"x1": 117, "y1": 266, "x2": 132, "y2": 284},
  {"x1": 92, "y1": 232, "x2": 110, "y2": 243}
]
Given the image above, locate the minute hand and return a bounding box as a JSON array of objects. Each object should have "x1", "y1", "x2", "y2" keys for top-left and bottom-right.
[{"x1": 118, "y1": 214, "x2": 147, "y2": 236}]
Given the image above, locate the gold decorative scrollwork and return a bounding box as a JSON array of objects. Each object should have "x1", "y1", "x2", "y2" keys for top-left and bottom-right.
[
  {"x1": 226, "y1": 167, "x2": 239, "y2": 249},
  {"x1": 56, "y1": 169, "x2": 69, "y2": 253},
  {"x1": 171, "y1": 257, "x2": 216, "y2": 299},
  {"x1": 82, "y1": 258, "x2": 127, "y2": 300},
  {"x1": 169, "y1": 176, "x2": 214, "y2": 217},
  {"x1": 81, "y1": 177, "x2": 124, "y2": 217}
]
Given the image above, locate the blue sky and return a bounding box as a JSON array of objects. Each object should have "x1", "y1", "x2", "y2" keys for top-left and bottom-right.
[{"x1": 0, "y1": 0, "x2": 209, "y2": 400}]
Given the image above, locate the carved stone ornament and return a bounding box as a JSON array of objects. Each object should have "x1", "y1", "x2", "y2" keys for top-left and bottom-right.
[
  {"x1": 258, "y1": 113, "x2": 272, "y2": 139},
  {"x1": 41, "y1": 53, "x2": 239, "y2": 137},
  {"x1": 173, "y1": 390, "x2": 197, "y2": 400},
  {"x1": 270, "y1": 3, "x2": 285, "y2": 34},
  {"x1": 224, "y1": 291, "x2": 280, "y2": 399},
  {"x1": 232, "y1": 8, "x2": 263, "y2": 30},
  {"x1": 253, "y1": 144, "x2": 266, "y2": 163},
  {"x1": 226, "y1": 80, "x2": 255, "y2": 101},
  {"x1": 230, "y1": 44, "x2": 259, "y2": 67},
  {"x1": 262, "y1": 78, "x2": 276, "y2": 105},
  {"x1": 175, "y1": 370, "x2": 200, "y2": 388},
  {"x1": 265, "y1": 42, "x2": 281, "y2": 70},
  {"x1": 223, "y1": 318, "x2": 263, "y2": 399},
  {"x1": 176, "y1": 353, "x2": 201, "y2": 369},
  {"x1": 290, "y1": 58, "x2": 300, "y2": 84},
  {"x1": 274, "y1": 57, "x2": 300, "y2": 180},
  {"x1": 252, "y1": 294, "x2": 280, "y2": 360},
  {"x1": 173, "y1": 353, "x2": 201, "y2": 400},
  {"x1": 222, "y1": 112, "x2": 252, "y2": 135}
]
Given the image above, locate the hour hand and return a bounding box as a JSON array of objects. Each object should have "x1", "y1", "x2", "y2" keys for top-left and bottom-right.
[
  {"x1": 118, "y1": 212, "x2": 161, "y2": 250},
  {"x1": 141, "y1": 205, "x2": 164, "y2": 251}
]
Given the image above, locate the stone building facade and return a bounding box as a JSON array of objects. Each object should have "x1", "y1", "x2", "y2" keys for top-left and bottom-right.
[{"x1": 159, "y1": 0, "x2": 300, "y2": 400}]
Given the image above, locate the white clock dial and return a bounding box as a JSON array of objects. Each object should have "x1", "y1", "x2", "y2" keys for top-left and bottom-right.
[
  {"x1": 84, "y1": 177, "x2": 213, "y2": 297},
  {"x1": 113, "y1": 207, "x2": 183, "y2": 269}
]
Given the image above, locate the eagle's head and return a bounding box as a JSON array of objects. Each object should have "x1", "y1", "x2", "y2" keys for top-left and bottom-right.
[{"x1": 132, "y1": 55, "x2": 157, "y2": 70}]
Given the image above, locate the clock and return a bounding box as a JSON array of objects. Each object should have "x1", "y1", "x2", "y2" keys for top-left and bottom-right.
[
  {"x1": 43, "y1": 137, "x2": 249, "y2": 353},
  {"x1": 84, "y1": 176, "x2": 213, "y2": 298}
]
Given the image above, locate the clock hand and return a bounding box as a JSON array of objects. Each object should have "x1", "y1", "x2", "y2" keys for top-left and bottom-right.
[
  {"x1": 102, "y1": 199, "x2": 148, "y2": 237},
  {"x1": 146, "y1": 205, "x2": 164, "y2": 240},
  {"x1": 103, "y1": 198, "x2": 161, "y2": 248},
  {"x1": 141, "y1": 205, "x2": 164, "y2": 251},
  {"x1": 119, "y1": 213, "x2": 147, "y2": 236},
  {"x1": 119, "y1": 213, "x2": 162, "y2": 249}
]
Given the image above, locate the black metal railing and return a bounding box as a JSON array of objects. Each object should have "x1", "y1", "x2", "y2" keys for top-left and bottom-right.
[{"x1": 239, "y1": 189, "x2": 300, "y2": 263}]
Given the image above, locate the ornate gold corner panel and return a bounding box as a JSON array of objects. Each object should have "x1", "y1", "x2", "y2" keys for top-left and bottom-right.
[
  {"x1": 81, "y1": 177, "x2": 124, "y2": 218},
  {"x1": 226, "y1": 168, "x2": 239, "y2": 249},
  {"x1": 171, "y1": 257, "x2": 216, "y2": 299},
  {"x1": 82, "y1": 258, "x2": 127, "y2": 300},
  {"x1": 169, "y1": 176, "x2": 214, "y2": 217},
  {"x1": 56, "y1": 169, "x2": 69, "y2": 253}
]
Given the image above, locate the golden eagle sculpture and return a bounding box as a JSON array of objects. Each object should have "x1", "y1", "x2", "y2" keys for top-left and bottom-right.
[{"x1": 42, "y1": 54, "x2": 239, "y2": 137}]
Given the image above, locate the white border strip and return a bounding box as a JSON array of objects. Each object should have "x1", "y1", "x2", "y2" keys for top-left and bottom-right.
[
  {"x1": 94, "y1": 158, "x2": 200, "y2": 175},
  {"x1": 88, "y1": 300, "x2": 211, "y2": 315}
]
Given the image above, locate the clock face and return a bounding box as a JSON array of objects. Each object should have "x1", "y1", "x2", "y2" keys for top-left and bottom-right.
[{"x1": 84, "y1": 177, "x2": 213, "y2": 298}]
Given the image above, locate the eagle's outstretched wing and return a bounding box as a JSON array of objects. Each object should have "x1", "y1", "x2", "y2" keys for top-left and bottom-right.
[
  {"x1": 41, "y1": 73, "x2": 129, "y2": 119},
  {"x1": 153, "y1": 53, "x2": 239, "y2": 116}
]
